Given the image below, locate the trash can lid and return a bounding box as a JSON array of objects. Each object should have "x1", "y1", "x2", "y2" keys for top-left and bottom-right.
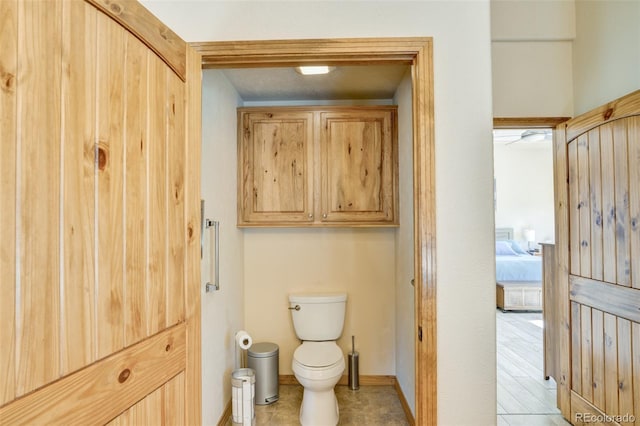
[{"x1": 248, "y1": 342, "x2": 279, "y2": 358}]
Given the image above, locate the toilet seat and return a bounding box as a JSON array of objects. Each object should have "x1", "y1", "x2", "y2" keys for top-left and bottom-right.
[
  {"x1": 293, "y1": 342, "x2": 345, "y2": 381},
  {"x1": 293, "y1": 342, "x2": 343, "y2": 368}
]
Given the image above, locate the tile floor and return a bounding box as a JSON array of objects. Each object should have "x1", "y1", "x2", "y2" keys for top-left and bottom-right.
[
  {"x1": 227, "y1": 384, "x2": 410, "y2": 425},
  {"x1": 226, "y1": 311, "x2": 574, "y2": 426}
]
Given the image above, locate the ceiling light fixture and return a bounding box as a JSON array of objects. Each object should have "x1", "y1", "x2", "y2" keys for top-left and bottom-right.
[{"x1": 295, "y1": 66, "x2": 335, "y2": 75}]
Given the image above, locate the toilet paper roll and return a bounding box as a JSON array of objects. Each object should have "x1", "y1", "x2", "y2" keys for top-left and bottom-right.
[{"x1": 235, "y1": 330, "x2": 253, "y2": 350}]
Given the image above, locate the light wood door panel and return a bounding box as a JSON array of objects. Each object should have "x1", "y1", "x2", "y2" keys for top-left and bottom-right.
[
  {"x1": 0, "y1": 0, "x2": 17, "y2": 407},
  {"x1": 0, "y1": 0, "x2": 201, "y2": 423},
  {"x1": 16, "y1": 0, "x2": 62, "y2": 396},
  {"x1": 0, "y1": 324, "x2": 186, "y2": 425},
  {"x1": 320, "y1": 108, "x2": 397, "y2": 223},
  {"x1": 555, "y1": 90, "x2": 640, "y2": 425},
  {"x1": 96, "y1": 9, "x2": 126, "y2": 360},
  {"x1": 167, "y1": 68, "x2": 187, "y2": 327},
  {"x1": 239, "y1": 110, "x2": 314, "y2": 223},
  {"x1": 61, "y1": 0, "x2": 98, "y2": 375},
  {"x1": 124, "y1": 30, "x2": 150, "y2": 346}
]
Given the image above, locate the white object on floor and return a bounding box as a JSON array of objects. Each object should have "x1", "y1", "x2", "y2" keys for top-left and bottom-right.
[
  {"x1": 289, "y1": 293, "x2": 347, "y2": 426},
  {"x1": 231, "y1": 368, "x2": 255, "y2": 426}
]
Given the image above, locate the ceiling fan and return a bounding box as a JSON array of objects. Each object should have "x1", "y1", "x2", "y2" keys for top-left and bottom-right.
[{"x1": 505, "y1": 129, "x2": 552, "y2": 145}]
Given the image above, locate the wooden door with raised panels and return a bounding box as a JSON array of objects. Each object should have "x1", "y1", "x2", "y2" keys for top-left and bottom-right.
[
  {"x1": 319, "y1": 107, "x2": 398, "y2": 224},
  {"x1": 238, "y1": 109, "x2": 314, "y2": 225},
  {"x1": 554, "y1": 90, "x2": 640, "y2": 425},
  {"x1": 0, "y1": 0, "x2": 201, "y2": 424}
]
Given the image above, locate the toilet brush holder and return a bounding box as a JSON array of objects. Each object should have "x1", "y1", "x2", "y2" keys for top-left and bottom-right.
[{"x1": 348, "y1": 335, "x2": 359, "y2": 390}]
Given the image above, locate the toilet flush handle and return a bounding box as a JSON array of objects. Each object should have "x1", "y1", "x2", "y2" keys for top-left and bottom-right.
[{"x1": 288, "y1": 305, "x2": 301, "y2": 311}]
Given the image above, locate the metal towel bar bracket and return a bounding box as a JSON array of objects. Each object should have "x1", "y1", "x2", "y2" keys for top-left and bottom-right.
[{"x1": 204, "y1": 218, "x2": 220, "y2": 293}]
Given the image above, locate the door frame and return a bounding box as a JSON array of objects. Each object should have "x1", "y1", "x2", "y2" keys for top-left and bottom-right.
[{"x1": 190, "y1": 38, "x2": 436, "y2": 424}]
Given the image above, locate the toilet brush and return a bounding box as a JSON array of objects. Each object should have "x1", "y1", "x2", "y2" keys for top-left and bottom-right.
[{"x1": 348, "y1": 335, "x2": 360, "y2": 390}]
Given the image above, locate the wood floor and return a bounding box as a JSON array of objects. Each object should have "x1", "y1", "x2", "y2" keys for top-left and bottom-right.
[{"x1": 497, "y1": 310, "x2": 572, "y2": 426}]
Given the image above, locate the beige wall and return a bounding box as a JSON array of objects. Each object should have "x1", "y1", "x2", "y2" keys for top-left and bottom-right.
[
  {"x1": 492, "y1": 0, "x2": 640, "y2": 118},
  {"x1": 491, "y1": 0, "x2": 575, "y2": 117},
  {"x1": 243, "y1": 228, "x2": 397, "y2": 376},
  {"x1": 573, "y1": 0, "x2": 640, "y2": 115},
  {"x1": 491, "y1": 0, "x2": 575, "y2": 41},
  {"x1": 492, "y1": 41, "x2": 574, "y2": 117},
  {"x1": 143, "y1": 2, "x2": 497, "y2": 425},
  {"x1": 138, "y1": 1, "x2": 640, "y2": 423},
  {"x1": 240, "y1": 99, "x2": 398, "y2": 378}
]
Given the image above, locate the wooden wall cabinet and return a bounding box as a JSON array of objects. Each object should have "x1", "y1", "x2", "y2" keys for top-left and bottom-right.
[{"x1": 238, "y1": 106, "x2": 398, "y2": 227}]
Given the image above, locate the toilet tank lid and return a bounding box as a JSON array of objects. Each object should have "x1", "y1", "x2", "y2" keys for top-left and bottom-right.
[{"x1": 289, "y1": 293, "x2": 347, "y2": 304}]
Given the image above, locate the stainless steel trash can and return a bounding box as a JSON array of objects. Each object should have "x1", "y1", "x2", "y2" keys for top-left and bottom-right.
[{"x1": 247, "y1": 342, "x2": 279, "y2": 405}]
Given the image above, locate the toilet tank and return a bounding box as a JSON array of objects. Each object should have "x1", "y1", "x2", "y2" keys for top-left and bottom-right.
[{"x1": 289, "y1": 293, "x2": 347, "y2": 341}]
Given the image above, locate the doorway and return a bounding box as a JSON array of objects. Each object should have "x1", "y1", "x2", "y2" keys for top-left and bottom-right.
[
  {"x1": 493, "y1": 117, "x2": 569, "y2": 425},
  {"x1": 192, "y1": 38, "x2": 436, "y2": 424}
]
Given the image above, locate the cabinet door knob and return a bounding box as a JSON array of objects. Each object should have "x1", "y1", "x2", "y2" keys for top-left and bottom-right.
[
  {"x1": 322, "y1": 213, "x2": 327, "y2": 219},
  {"x1": 308, "y1": 213, "x2": 313, "y2": 219}
]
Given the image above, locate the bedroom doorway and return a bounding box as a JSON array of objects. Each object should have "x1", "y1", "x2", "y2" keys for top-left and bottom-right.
[{"x1": 492, "y1": 118, "x2": 569, "y2": 425}]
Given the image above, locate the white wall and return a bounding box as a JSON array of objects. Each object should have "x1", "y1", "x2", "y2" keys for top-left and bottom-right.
[
  {"x1": 494, "y1": 140, "x2": 555, "y2": 246},
  {"x1": 142, "y1": 2, "x2": 496, "y2": 425},
  {"x1": 573, "y1": 0, "x2": 640, "y2": 115},
  {"x1": 393, "y1": 70, "x2": 415, "y2": 415},
  {"x1": 200, "y1": 70, "x2": 244, "y2": 426},
  {"x1": 491, "y1": 0, "x2": 576, "y2": 117}
]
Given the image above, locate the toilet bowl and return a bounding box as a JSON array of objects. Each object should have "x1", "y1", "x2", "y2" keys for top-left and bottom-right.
[
  {"x1": 292, "y1": 341, "x2": 345, "y2": 426},
  {"x1": 288, "y1": 293, "x2": 347, "y2": 426}
]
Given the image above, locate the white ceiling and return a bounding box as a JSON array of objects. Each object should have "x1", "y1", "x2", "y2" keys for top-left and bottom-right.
[{"x1": 221, "y1": 64, "x2": 410, "y2": 102}]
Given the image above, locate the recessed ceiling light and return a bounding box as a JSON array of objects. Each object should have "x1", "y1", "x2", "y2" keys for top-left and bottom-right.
[{"x1": 295, "y1": 66, "x2": 335, "y2": 75}]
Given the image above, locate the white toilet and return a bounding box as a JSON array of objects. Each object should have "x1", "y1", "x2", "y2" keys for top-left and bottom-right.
[{"x1": 289, "y1": 293, "x2": 347, "y2": 426}]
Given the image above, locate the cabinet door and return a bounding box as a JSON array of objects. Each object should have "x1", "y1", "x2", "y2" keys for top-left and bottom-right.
[
  {"x1": 320, "y1": 109, "x2": 397, "y2": 224},
  {"x1": 239, "y1": 111, "x2": 314, "y2": 224}
]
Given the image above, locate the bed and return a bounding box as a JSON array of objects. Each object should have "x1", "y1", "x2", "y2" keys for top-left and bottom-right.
[{"x1": 495, "y1": 228, "x2": 542, "y2": 311}]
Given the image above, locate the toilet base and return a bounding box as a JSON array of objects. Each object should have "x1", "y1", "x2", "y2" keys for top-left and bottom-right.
[{"x1": 299, "y1": 387, "x2": 339, "y2": 426}]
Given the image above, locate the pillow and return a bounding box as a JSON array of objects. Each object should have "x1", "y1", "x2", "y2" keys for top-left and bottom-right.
[
  {"x1": 496, "y1": 240, "x2": 519, "y2": 256},
  {"x1": 505, "y1": 240, "x2": 528, "y2": 255}
]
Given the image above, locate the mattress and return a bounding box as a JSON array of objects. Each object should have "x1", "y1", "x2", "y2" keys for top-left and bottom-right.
[{"x1": 495, "y1": 255, "x2": 542, "y2": 282}]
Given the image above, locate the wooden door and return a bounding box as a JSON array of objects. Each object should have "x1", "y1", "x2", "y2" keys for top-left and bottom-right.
[
  {"x1": 320, "y1": 107, "x2": 398, "y2": 224},
  {"x1": 541, "y1": 243, "x2": 560, "y2": 382},
  {"x1": 238, "y1": 109, "x2": 314, "y2": 225},
  {"x1": 554, "y1": 90, "x2": 640, "y2": 425},
  {"x1": 0, "y1": 1, "x2": 201, "y2": 424}
]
